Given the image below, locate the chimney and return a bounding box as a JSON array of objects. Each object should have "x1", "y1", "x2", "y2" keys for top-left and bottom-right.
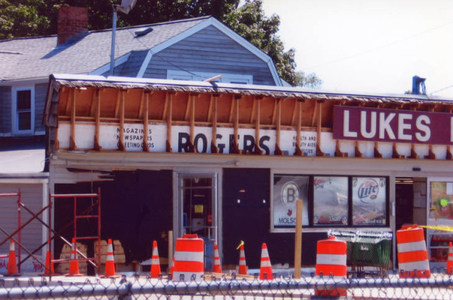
[{"x1": 57, "y1": 7, "x2": 88, "y2": 45}]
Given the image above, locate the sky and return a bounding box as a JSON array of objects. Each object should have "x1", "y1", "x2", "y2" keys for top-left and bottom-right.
[{"x1": 260, "y1": 0, "x2": 453, "y2": 98}]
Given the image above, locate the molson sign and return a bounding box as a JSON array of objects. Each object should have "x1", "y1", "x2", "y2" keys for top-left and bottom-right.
[{"x1": 333, "y1": 106, "x2": 452, "y2": 145}]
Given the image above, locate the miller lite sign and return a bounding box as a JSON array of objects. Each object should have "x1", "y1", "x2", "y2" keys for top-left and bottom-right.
[
  {"x1": 352, "y1": 177, "x2": 386, "y2": 225},
  {"x1": 357, "y1": 179, "x2": 379, "y2": 204}
]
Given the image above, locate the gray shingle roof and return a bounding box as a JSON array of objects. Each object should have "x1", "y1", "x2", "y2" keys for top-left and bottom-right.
[{"x1": 0, "y1": 16, "x2": 209, "y2": 81}]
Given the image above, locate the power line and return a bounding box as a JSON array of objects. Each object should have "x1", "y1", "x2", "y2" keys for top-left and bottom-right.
[{"x1": 430, "y1": 84, "x2": 453, "y2": 95}]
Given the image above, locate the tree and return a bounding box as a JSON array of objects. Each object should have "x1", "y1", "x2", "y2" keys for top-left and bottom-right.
[
  {"x1": 295, "y1": 71, "x2": 322, "y2": 89},
  {"x1": 0, "y1": 0, "x2": 321, "y2": 87},
  {"x1": 0, "y1": 0, "x2": 54, "y2": 39}
]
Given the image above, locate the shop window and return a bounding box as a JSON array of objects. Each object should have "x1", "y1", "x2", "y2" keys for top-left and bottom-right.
[
  {"x1": 271, "y1": 174, "x2": 389, "y2": 231},
  {"x1": 12, "y1": 86, "x2": 35, "y2": 134},
  {"x1": 352, "y1": 177, "x2": 387, "y2": 226},
  {"x1": 272, "y1": 175, "x2": 309, "y2": 228},
  {"x1": 313, "y1": 176, "x2": 349, "y2": 226}
]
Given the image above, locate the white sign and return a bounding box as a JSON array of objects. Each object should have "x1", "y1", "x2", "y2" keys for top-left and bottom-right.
[{"x1": 57, "y1": 122, "x2": 318, "y2": 155}]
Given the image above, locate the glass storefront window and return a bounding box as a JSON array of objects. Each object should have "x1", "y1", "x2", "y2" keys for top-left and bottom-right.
[
  {"x1": 273, "y1": 175, "x2": 309, "y2": 227},
  {"x1": 313, "y1": 176, "x2": 348, "y2": 226},
  {"x1": 429, "y1": 182, "x2": 453, "y2": 220},
  {"x1": 352, "y1": 177, "x2": 387, "y2": 226}
]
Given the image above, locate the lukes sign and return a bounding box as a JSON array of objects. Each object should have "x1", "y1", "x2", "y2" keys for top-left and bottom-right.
[{"x1": 333, "y1": 106, "x2": 451, "y2": 145}]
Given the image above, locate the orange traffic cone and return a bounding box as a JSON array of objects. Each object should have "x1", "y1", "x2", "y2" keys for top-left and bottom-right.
[
  {"x1": 150, "y1": 240, "x2": 161, "y2": 278},
  {"x1": 259, "y1": 243, "x2": 273, "y2": 280},
  {"x1": 6, "y1": 240, "x2": 19, "y2": 276},
  {"x1": 238, "y1": 244, "x2": 248, "y2": 275},
  {"x1": 213, "y1": 244, "x2": 222, "y2": 274},
  {"x1": 42, "y1": 250, "x2": 55, "y2": 275},
  {"x1": 104, "y1": 239, "x2": 119, "y2": 278},
  {"x1": 447, "y1": 242, "x2": 453, "y2": 274},
  {"x1": 67, "y1": 238, "x2": 83, "y2": 276}
]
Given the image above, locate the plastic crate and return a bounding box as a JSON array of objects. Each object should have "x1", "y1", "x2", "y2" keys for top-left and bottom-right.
[{"x1": 329, "y1": 230, "x2": 392, "y2": 268}]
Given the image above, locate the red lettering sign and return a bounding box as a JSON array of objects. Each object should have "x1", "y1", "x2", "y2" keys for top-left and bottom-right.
[{"x1": 333, "y1": 106, "x2": 452, "y2": 145}]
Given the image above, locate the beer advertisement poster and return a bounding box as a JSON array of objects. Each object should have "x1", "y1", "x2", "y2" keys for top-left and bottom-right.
[
  {"x1": 352, "y1": 177, "x2": 386, "y2": 225},
  {"x1": 313, "y1": 176, "x2": 349, "y2": 225},
  {"x1": 273, "y1": 175, "x2": 309, "y2": 228}
]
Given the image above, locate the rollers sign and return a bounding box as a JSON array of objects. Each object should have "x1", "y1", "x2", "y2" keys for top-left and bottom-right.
[{"x1": 333, "y1": 106, "x2": 452, "y2": 145}]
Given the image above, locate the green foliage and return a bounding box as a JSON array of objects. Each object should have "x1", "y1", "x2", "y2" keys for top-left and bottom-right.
[
  {"x1": 0, "y1": 0, "x2": 55, "y2": 39},
  {"x1": 0, "y1": 0, "x2": 321, "y2": 87},
  {"x1": 295, "y1": 71, "x2": 322, "y2": 89}
]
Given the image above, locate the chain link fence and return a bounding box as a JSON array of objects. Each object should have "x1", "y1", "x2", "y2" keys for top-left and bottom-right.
[{"x1": 1, "y1": 269, "x2": 453, "y2": 299}]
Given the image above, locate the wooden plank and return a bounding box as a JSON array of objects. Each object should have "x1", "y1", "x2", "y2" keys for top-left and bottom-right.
[
  {"x1": 166, "y1": 93, "x2": 173, "y2": 152},
  {"x1": 271, "y1": 99, "x2": 277, "y2": 125},
  {"x1": 275, "y1": 98, "x2": 283, "y2": 155},
  {"x1": 290, "y1": 99, "x2": 297, "y2": 126},
  {"x1": 118, "y1": 90, "x2": 126, "y2": 151},
  {"x1": 294, "y1": 199, "x2": 303, "y2": 279},
  {"x1": 254, "y1": 97, "x2": 263, "y2": 155},
  {"x1": 162, "y1": 91, "x2": 168, "y2": 121},
  {"x1": 207, "y1": 94, "x2": 213, "y2": 122},
  {"x1": 189, "y1": 94, "x2": 197, "y2": 153},
  {"x1": 311, "y1": 100, "x2": 318, "y2": 127},
  {"x1": 230, "y1": 95, "x2": 242, "y2": 154},
  {"x1": 114, "y1": 91, "x2": 121, "y2": 119},
  {"x1": 69, "y1": 89, "x2": 77, "y2": 150},
  {"x1": 89, "y1": 88, "x2": 97, "y2": 117},
  {"x1": 138, "y1": 91, "x2": 145, "y2": 119},
  {"x1": 316, "y1": 100, "x2": 325, "y2": 156},
  {"x1": 294, "y1": 100, "x2": 304, "y2": 156},
  {"x1": 250, "y1": 97, "x2": 256, "y2": 124},
  {"x1": 228, "y1": 95, "x2": 235, "y2": 123},
  {"x1": 211, "y1": 94, "x2": 219, "y2": 153},
  {"x1": 94, "y1": 89, "x2": 102, "y2": 151},
  {"x1": 143, "y1": 91, "x2": 150, "y2": 152},
  {"x1": 184, "y1": 94, "x2": 191, "y2": 121}
]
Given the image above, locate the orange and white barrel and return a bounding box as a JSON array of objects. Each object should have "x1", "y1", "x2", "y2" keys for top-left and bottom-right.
[
  {"x1": 447, "y1": 242, "x2": 453, "y2": 275},
  {"x1": 397, "y1": 225, "x2": 430, "y2": 278},
  {"x1": 173, "y1": 234, "x2": 204, "y2": 281},
  {"x1": 315, "y1": 235, "x2": 347, "y2": 297}
]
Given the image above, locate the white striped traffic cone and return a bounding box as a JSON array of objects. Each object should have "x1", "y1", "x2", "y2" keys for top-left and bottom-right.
[
  {"x1": 238, "y1": 244, "x2": 248, "y2": 275},
  {"x1": 259, "y1": 243, "x2": 273, "y2": 280},
  {"x1": 213, "y1": 244, "x2": 222, "y2": 273},
  {"x1": 150, "y1": 240, "x2": 161, "y2": 278}
]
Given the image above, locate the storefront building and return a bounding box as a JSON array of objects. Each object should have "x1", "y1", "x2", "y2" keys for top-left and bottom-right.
[{"x1": 44, "y1": 74, "x2": 453, "y2": 270}]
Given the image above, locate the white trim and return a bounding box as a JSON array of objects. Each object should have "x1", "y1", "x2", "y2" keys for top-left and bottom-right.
[
  {"x1": 0, "y1": 178, "x2": 48, "y2": 184},
  {"x1": 12, "y1": 85, "x2": 35, "y2": 135},
  {"x1": 0, "y1": 78, "x2": 48, "y2": 86},
  {"x1": 136, "y1": 17, "x2": 281, "y2": 85},
  {"x1": 167, "y1": 70, "x2": 253, "y2": 84},
  {"x1": 90, "y1": 52, "x2": 132, "y2": 76},
  {"x1": 137, "y1": 51, "x2": 153, "y2": 78}
]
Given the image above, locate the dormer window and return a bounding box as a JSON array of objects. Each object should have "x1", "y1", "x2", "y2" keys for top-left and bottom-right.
[{"x1": 12, "y1": 86, "x2": 35, "y2": 134}]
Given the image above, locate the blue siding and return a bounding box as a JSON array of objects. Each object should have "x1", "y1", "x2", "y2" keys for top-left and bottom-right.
[
  {"x1": 35, "y1": 83, "x2": 47, "y2": 134},
  {"x1": 0, "y1": 86, "x2": 12, "y2": 134},
  {"x1": 143, "y1": 26, "x2": 276, "y2": 85},
  {"x1": 120, "y1": 51, "x2": 148, "y2": 77}
]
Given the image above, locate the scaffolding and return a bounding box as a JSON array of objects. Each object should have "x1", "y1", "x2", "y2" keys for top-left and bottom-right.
[{"x1": 0, "y1": 188, "x2": 102, "y2": 279}]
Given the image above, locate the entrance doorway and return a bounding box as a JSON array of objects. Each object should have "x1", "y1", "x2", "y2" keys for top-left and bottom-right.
[
  {"x1": 176, "y1": 173, "x2": 218, "y2": 271},
  {"x1": 395, "y1": 178, "x2": 414, "y2": 231}
]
